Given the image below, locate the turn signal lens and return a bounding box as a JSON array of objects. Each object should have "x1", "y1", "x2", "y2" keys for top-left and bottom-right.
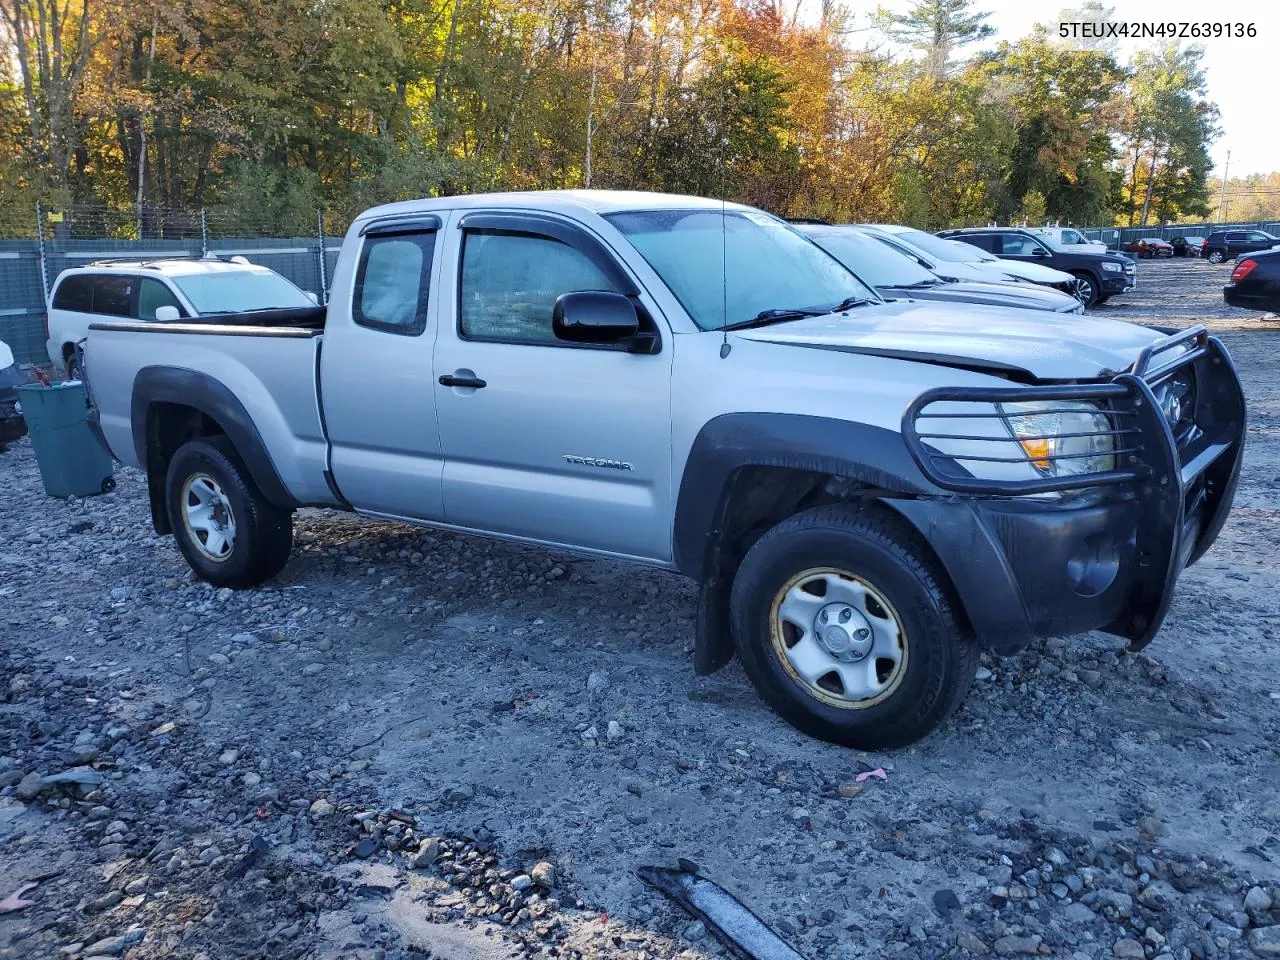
[{"x1": 998, "y1": 401, "x2": 1117, "y2": 478}]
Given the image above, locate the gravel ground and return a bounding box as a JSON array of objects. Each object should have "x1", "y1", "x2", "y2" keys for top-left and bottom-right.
[{"x1": 2, "y1": 257, "x2": 1279, "y2": 960}]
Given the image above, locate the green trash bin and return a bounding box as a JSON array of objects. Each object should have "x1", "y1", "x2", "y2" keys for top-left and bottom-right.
[{"x1": 16, "y1": 381, "x2": 116, "y2": 498}]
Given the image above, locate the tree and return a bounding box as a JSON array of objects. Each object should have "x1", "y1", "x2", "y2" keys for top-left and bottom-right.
[
  {"x1": 879, "y1": 0, "x2": 994, "y2": 78},
  {"x1": 1117, "y1": 43, "x2": 1218, "y2": 225}
]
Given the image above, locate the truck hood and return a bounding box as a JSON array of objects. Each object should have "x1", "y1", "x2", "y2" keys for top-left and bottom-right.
[{"x1": 732, "y1": 300, "x2": 1164, "y2": 381}]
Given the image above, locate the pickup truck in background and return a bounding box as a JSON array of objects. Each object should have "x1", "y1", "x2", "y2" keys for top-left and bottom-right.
[{"x1": 83, "y1": 190, "x2": 1246, "y2": 749}]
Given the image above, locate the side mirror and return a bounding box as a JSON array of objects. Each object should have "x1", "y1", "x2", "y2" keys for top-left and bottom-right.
[
  {"x1": 1030, "y1": 247, "x2": 1047, "y2": 258},
  {"x1": 553, "y1": 291, "x2": 639, "y2": 345},
  {"x1": 154, "y1": 305, "x2": 181, "y2": 322}
]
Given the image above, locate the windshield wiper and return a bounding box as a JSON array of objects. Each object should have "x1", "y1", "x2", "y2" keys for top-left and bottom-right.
[
  {"x1": 723, "y1": 307, "x2": 829, "y2": 331},
  {"x1": 894, "y1": 279, "x2": 941, "y2": 289}
]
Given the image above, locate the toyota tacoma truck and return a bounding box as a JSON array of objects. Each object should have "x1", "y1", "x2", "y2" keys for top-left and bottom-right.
[{"x1": 81, "y1": 191, "x2": 1246, "y2": 750}]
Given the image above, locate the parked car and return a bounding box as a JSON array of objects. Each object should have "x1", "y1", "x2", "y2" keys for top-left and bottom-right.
[
  {"x1": 1223, "y1": 248, "x2": 1280, "y2": 312},
  {"x1": 1124, "y1": 238, "x2": 1174, "y2": 259},
  {"x1": 1027, "y1": 227, "x2": 1108, "y2": 254},
  {"x1": 83, "y1": 190, "x2": 1245, "y2": 750},
  {"x1": 1171, "y1": 235, "x2": 1204, "y2": 257},
  {"x1": 46, "y1": 256, "x2": 321, "y2": 379},
  {"x1": 857, "y1": 225, "x2": 1085, "y2": 299},
  {"x1": 1201, "y1": 229, "x2": 1280, "y2": 265},
  {"x1": 938, "y1": 227, "x2": 1137, "y2": 307},
  {"x1": 796, "y1": 224, "x2": 1084, "y2": 313},
  {"x1": 0, "y1": 339, "x2": 27, "y2": 450}
]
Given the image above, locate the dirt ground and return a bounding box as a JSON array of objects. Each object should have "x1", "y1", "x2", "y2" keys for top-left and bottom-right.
[{"x1": 2, "y1": 257, "x2": 1278, "y2": 960}]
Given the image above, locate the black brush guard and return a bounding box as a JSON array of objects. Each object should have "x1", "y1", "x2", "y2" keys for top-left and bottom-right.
[{"x1": 902, "y1": 327, "x2": 1246, "y2": 650}]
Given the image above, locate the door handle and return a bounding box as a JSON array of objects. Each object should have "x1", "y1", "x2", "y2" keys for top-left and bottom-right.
[{"x1": 439, "y1": 374, "x2": 487, "y2": 389}]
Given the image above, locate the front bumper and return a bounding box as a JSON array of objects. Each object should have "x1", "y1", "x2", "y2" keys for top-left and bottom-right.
[{"x1": 899, "y1": 329, "x2": 1246, "y2": 654}]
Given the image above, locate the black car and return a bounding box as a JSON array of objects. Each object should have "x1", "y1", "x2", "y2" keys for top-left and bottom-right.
[
  {"x1": 1223, "y1": 248, "x2": 1280, "y2": 312},
  {"x1": 937, "y1": 227, "x2": 1136, "y2": 308},
  {"x1": 798, "y1": 225, "x2": 1085, "y2": 314},
  {"x1": 1201, "y1": 229, "x2": 1280, "y2": 264},
  {"x1": 0, "y1": 340, "x2": 28, "y2": 451},
  {"x1": 1171, "y1": 235, "x2": 1204, "y2": 257}
]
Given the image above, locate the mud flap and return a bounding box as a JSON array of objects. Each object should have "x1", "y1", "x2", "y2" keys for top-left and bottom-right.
[{"x1": 694, "y1": 573, "x2": 735, "y2": 675}]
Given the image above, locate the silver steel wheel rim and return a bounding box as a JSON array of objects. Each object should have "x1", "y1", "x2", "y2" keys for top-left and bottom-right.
[
  {"x1": 769, "y1": 567, "x2": 908, "y2": 710},
  {"x1": 181, "y1": 473, "x2": 237, "y2": 562},
  {"x1": 1076, "y1": 278, "x2": 1093, "y2": 304}
]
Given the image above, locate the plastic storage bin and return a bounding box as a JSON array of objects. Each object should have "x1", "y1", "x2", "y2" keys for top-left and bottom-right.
[{"x1": 16, "y1": 381, "x2": 115, "y2": 498}]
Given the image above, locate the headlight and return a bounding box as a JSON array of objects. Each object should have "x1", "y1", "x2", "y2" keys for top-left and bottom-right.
[
  {"x1": 1154, "y1": 372, "x2": 1195, "y2": 438},
  {"x1": 998, "y1": 400, "x2": 1116, "y2": 477},
  {"x1": 1101, "y1": 262, "x2": 1121, "y2": 272}
]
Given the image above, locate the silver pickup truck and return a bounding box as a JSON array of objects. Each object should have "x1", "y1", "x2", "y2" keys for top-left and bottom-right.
[{"x1": 83, "y1": 190, "x2": 1246, "y2": 749}]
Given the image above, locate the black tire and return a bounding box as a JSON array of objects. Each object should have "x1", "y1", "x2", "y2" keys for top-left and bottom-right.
[
  {"x1": 165, "y1": 436, "x2": 293, "y2": 588},
  {"x1": 1206, "y1": 249, "x2": 1225, "y2": 264},
  {"x1": 1095, "y1": 294, "x2": 1112, "y2": 305},
  {"x1": 66, "y1": 352, "x2": 81, "y2": 381},
  {"x1": 1070, "y1": 271, "x2": 1100, "y2": 308},
  {"x1": 729, "y1": 504, "x2": 977, "y2": 750}
]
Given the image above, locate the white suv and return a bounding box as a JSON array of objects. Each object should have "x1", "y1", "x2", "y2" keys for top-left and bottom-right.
[{"x1": 45, "y1": 257, "x2": 318, "y2": 377}]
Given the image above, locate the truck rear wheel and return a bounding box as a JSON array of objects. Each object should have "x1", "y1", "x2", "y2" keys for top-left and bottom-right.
[
  {"x1": 165, "y1": 436, "x2": 293, "y2": 588},
  {"x1": 729, "y1": 505, "x2": 976, "y2": 750}
]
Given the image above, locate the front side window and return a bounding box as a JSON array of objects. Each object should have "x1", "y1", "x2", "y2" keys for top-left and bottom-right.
[
  {"x1": 52, "y1": 274, "x2": 93, "y2": 312},
  {"x1": 138, "y1": 278, "x2": 184, "y2": 319},
  {"x1": 998, "y1": 234, "x2": 1045, "y2": 256},
  {"x1": 607, "y1": 210, "x2": 875, "y2": 331},
  {"x1": 170, "y1": 270, "x2": 314, "y2": 316},
  {"x1": 354, "y1": 233, "x2": 435, "y2": 335},
  {"x1": 92, "y1": 275, "x2": 135, "y2": 317},
  {"x1": 460, "y1": 230, "x2": 617, "y2": 343},
  {"x1": 1246, "y1": 231, "x2": 1275, "y2": 242}
]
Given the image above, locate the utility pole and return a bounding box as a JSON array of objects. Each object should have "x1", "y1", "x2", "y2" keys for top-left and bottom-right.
[{"x1": 1217, "y1": 149, "x2": 1231, "y2": 224}]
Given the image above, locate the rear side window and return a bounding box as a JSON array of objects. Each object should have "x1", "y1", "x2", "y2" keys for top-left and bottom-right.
[
  {"x1": 92, "y1": 275, "x2": 135, "y2": 317},
  {"x1": 138, "y1": 278, "x2": 184, "y2": 320},
  {"x1": 52, "y1": 274, "x2": 93, "y2": 312},
  {"x1": 353, "y1": 232, "x2": 435, "y2": 335},
  {"x1": 459, "y1": 230, "x2": 618, "y2": 344},
  {"x1": 958, "y1": 233, "x2": 997, "y2": 253},
  {"x1": 1226, "y1": 232, "x2": 1245, "y2": 242}
]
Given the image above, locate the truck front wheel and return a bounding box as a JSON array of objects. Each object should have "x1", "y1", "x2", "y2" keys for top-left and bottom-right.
[
  {"x1": 165, "y1": 436, "x2": 293, "y2": 588},
  {"x1": 729, "y1": 505, "x2": 976, "y2": 750}
]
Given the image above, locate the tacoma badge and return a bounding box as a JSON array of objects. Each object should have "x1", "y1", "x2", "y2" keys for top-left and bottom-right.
[{"x1": 563, "y1": 455, "x2": 634, "y2": 471}]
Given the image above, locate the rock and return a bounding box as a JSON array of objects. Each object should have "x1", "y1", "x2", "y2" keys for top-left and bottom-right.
[
  {"x1": 975, "y1": 666, "x2": 994, "y2": 681},
  {"x1": 309, "y1": 798, "x2": 335, "y2": 816},
  {"x1": 354, "y1": 838, "x2": 378, "y2": 859},
  {"x1": 511, "y1": 874, "x2": 534, "y2": 892},
  {"x1": 302, "y1": 663, "x2": 324, "y2": 676},
  {"x1": 15, "y1": 771, "x2": 44, "y2": 802},
  {"x1": 957, "y1": 932, "x2": 989, "y2": 955},
  {"x1": 123, "y1": 877, "x2": 148, "y2": 896},
  {"x1": 530, "y1": 861, "x2": 556, "y2": 889},
  {"x1": 1245, "y1": 887, "x2": 1273, "y2": 914},
  {"x1": 1083, "y1": 890, "x2": 1134, "y2": 919},
  {"x1": 683, "y1": 920, "x2": 706, "y2": 941},
  {"x1": 933, "y1": 889, "x2": 962, "y2": 917},
  {"x1": 1062, "y1": 902, "x2": 1095, "y2": 924},
  {"x1": 83, "y1": 928, "x2": 145, "y2": 956},
  {"x1": 1114, "y1": 939, "x2": 1146, "y2": 959},
  {"x1": 1248, "y1": 928, "x2": 1280, "y2": 957},
  {"x1": 993, "y1": 935, "x2": 1041, "y2": 956},
  {"x1": 207, "y1": 653, "x2": 230, "y2": 666},
  {"x1": 42, "y1": 766, "x2": 104, "y2": 791},
  {"x1": 581, "y1": 726, "x2": 599, "y2": 741},
  {"x1": 606, "y1": 720, "x2": 624, "y2": 741},
  {"x1": 198, "y1": 846, "x2": 222, "y2": 863},
  {"x1": 412, "y1": 838, "x2": 441, "y2": 869},
  {"x1": 218, "y1": 749, "x2": 240, "y2": 765},
  {"x1": 1138, "y1": 815, "x2": 1166, "y2": 839},
  {"x1": 586, "y1": 670, "x2": 610, "y2": 693}
]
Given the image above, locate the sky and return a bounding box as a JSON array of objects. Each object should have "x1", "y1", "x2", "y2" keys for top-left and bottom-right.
[{"x1": 867, "y1": 0, "x2": 1280, "y2": 179}]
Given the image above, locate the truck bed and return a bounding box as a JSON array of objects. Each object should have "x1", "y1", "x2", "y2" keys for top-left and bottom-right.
[{"x1": 86, "y1": 319, "x2": 338, "y2": 507}]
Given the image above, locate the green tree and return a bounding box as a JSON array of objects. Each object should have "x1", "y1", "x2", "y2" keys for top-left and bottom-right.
[{"x1": 879, "y1": 0, "x2": 995, "y2": 78}]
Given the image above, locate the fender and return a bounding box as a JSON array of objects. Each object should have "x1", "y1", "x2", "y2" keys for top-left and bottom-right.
[
  {"x1": 673, "y1": 413, "x2": 1034, "y2": 672},
  {"x1": 131, "y1": 366, "x2": 300, "y2": 533}
]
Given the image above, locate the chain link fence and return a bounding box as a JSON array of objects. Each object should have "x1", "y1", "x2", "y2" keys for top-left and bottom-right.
[{"x1": 0, "y1": 204, "x2": 348, "y2": 365}]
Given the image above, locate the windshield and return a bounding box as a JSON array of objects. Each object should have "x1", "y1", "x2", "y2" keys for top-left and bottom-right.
[
  {"x1": 170, "y1": 270, "x2": 314, "y2": 315},
  {"x1": 891, "y1": 228, "x2": 987, "y2": 263},
  {"x1": 806, "y1": 230, "x2": 936, "y2": 287},
  {"x1": 607, "y1": 209, "x2": 877, "y2": 330}
]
